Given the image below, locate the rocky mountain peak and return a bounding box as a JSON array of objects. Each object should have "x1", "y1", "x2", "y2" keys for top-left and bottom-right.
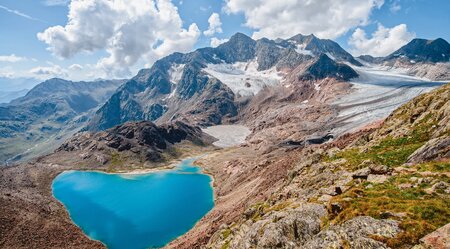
[
  {"x1": 299, "y1": 54, "x2": 359, "y2": 81},
  {"x1": 216, "y1": 32, "x2": 257, "y2": 63},
  {"x1": 289, "y1": 33, "x2": 317, "y2": 44},
  {"x1": 387, "y1": 37, "x2": 450, "y2": 63},
  {"x1": 287, "y1": 33, "x2": 362, "y2": 66}
]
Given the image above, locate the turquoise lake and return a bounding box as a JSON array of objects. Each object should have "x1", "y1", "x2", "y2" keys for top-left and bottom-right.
[{"x1": 52, "y1": 158, "x2": 214, "y2": 249}]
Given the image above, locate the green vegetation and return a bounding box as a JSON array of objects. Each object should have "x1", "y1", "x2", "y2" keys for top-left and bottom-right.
[
  {"x1": 415, "y1": 161, "x2": 450, "y2": 172},
  {"x1": 221, "y1": 228, "x2": 231, "y2": 239},
  {"x1": 220, "y1": 240, "x2": 230, "y2": 249},
  {"x1": 323, "y1": 91, "x2": 450, "y2": 247},
  {"x1": 328, "y1": 109, "x2": 439, "y2": 170},
  {"x1": 330, "y1": 172, "x2": 450, "y2": 247},
  {"x1": 107, "y1": 152, "x2": 124, "y2": 172}
]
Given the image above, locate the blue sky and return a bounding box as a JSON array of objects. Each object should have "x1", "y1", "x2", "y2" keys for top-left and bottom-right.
[{"x1": 0, "y1": 0, "x2": 449, "y2": 83}]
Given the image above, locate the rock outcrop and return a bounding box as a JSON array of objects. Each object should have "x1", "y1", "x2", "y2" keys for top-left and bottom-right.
[{"x1": 58, "y1": 121, "x2": 215, "y2": 165}]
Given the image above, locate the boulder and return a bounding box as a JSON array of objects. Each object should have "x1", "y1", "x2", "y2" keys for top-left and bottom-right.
[
  {"x1": 413, "y1": 223, "x2": 450, "y2": 249},
  {"x1": 369, "y1": 164, "x2": 391, "y2": 175},
  {"x1": 407, "y1": 137, "x2": 450, "y2": 164},
  {"x1": 352, "y1": 167, "x2": 370, "y2": 179},
  {"x1": 367, "y1": 174, "x2": 389, "y2": 184}
]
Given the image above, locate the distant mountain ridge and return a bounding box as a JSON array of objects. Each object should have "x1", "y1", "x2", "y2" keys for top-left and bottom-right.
[
  {"x1": 358, "y1": 37, "x2": 450, "y2": 81},
  {"x1": 0, "y1": 89, "x2": 29, "y2": 104},
  {"x1": 0, "y1": 78, "x2": 125, "y2": 164},
  {"x1": 386, "y1": 38, "x2": 450, "y2": 63}
]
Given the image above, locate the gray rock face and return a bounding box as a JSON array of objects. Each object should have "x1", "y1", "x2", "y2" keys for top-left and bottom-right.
[
  {"x1": 299, "y1": 54, "x2": 359, "y2": 81},
  {"x1": 407, "y1": 137, "x2": 450, "y2": 164},
  {"x1": 302, "y1": 216, "x2": 399, "y2": 249},
  {"x1": 228, "y1": 204, "x2": 327, "y2": 249},
  {"x1": 386, "y1": 38, "x2": 450, "y2": 63},
  {"x1": 413, "y1": 223, "x2": 450, "y2": 249},
  {"x1": 214, "y1": 204, "x2": 399, "y2": 249},
  {"x1": 288, "y1": 34, "x2": 363, "y2": 66}
]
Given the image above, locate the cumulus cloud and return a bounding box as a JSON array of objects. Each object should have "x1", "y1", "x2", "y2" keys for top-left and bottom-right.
[
  {"x1": 0, "y1": 54, "x2": 26, "y2": 63},
  {"x1": 349, "y1": 23, "x2": 415, "y2": 57},
  {"x1": 30, "y1": 65, "x2": 68, "y2": 78},
  {"x1": 37, "y1": 0, "x2": 200, "y2": 77},
  {"x1": 210, "y1": 37, "x2": 228, "y2": 47},
  {"x1": 69, "y1": 64, "x2": 83, "y2": 70},
  {"x1": 224, "y1": 0, "x2": 384, "y2": 39},
  {"x1": 204, "y1": 13, "x2": 223, "y2": 36}
]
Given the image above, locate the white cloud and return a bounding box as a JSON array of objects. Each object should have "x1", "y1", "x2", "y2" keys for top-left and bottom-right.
[
  {"x1": 37, "y1": 0, "x2": 200, "y2": 77},
  {"x1": 389, "y1": 0, "x2": 401, "y2": 13},
  {"x1": 210, "y1": 37, "x2": 228, "y2": 47},
  {"x1": 349, "y1": 23, "x2": 415, "y2": 57},
  {"x1": 224, "y1": 0, "x2": 384, "y2": 39},
  {"x1": 0, "y1": 54, "x2": 26, "y2": 63},
  {"x1": 30, "y1": 65, "x2": 68, "y2": 78},
  {"x1": 204, "y1": 13, "x2": 223, "y2": 36},
  {"x1": 43, "y1": 0, "x2": 70, "y2": 6},
  {"x1": 69, "y1": 64, "x2": 83, "y2": 70}
]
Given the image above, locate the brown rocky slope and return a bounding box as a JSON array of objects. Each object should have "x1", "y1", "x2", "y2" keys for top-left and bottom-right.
[{"x1": 169, "y1": 83, "x2": 449, "y2": 249}]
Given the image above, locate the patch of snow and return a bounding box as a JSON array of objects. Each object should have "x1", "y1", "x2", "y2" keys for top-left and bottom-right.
[
  {"x1": 212, "y1": 53, "x2": 224, "y2": 63},
  {"x1": 203, "y1": 59, "x2": 283, "y2": 96},
  {"x1": 202, "y1": 125, "x2": 251, "y2": 148},
  {"x1": 302, "y1": 100, "x2": 309, "y2": 104},
  {"x1": 314, "y1": 83, "x2": 321, "y2": 91},
  {"x1": 325, "y1": 53, "x2": 336, "y2": 60},
  {"x1": 168, "y1": 64, "x2": 185, "y2": 84},
  {"x1": 295, "y1": 43, "x2": 314, "y2": 56}
]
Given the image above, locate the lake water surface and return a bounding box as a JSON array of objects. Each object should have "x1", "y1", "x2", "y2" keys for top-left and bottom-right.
[{"x1": 52, "y1": 158, "x2": 214, "y2": 249}]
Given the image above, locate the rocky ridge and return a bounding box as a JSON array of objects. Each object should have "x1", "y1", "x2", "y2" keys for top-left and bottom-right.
[
  {"x1": 58, "y1": 121, "x2": 215, "y2": 167},
  {"x1": 358, "y1": 38, "x2": 450, "y2": 81}
]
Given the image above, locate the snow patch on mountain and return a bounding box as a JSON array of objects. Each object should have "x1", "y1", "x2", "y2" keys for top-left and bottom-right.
[
  {"x1": 169, "y1": 64, "x2": 185, "y2": 84},
  {"x1": 294, "y1": 43, "x2": 314, "y2": 56},
  {"x1": 203, "y1": 59, "x2": 283, "y2": 96}
]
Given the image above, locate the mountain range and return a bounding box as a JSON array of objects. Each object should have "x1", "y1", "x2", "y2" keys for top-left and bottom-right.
[
  {"x1": 86, "y1": 33, "x2": 363, "y2": 131},
  {"x1": 1, "y1": 33, "x2": 449, "y2": 164}
]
